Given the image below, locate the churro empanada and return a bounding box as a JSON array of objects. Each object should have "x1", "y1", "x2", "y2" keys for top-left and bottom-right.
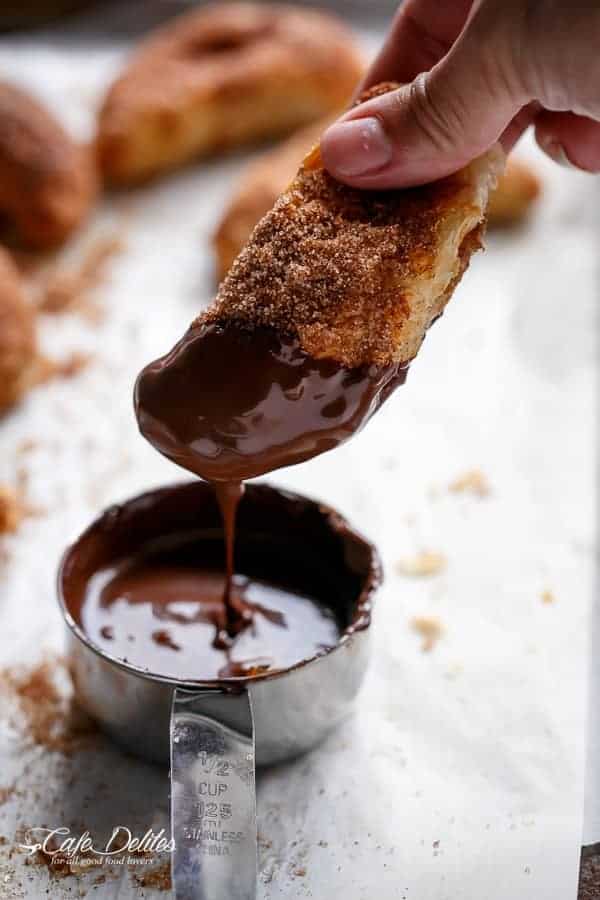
[
  {"x1": 97, "y1": 3, "x2": 363, "y2": 185},
  {"x1": 0, "y1": 82, "x2": 97, "y2": 250},
  {"x1": 136, "y1": 84, "x2": 504, "y2": 482}
]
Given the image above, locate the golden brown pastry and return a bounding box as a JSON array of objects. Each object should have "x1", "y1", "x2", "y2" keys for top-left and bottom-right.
[
  {"x1": 0, "y1": 82, "x2": 97, "y2": 250},
  {"x1": 97, "y1": 2, "x2": 363, "y2": 185},
  {"x1": 214, "y1": 117, "x2": 330, "y2": 281},
  {"x1": 0, "y1": 246, "x2": 37, "y2": 414},
  {"x1": 488, "y1": 156, "x2": 541, "y2": 227},
  {"x1": 204, "y1": 83, "x2": 504, "y2": 369}
]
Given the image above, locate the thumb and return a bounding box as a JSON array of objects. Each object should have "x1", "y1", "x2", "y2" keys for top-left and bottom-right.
[{"x1": 321, "y1": 25, "x2": 525, "y2": 188}]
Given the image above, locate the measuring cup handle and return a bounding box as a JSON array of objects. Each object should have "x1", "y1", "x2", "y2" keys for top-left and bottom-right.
[{"x1": 170, "y1": 687, "x2": 257, "y2": 900}]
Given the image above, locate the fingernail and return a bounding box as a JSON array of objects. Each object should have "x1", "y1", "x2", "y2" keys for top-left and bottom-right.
[
  {"x1": 541, "y1": 137, "x2": 578, "y2": 170},
  {"x1": 322, "y1": 117, "x2": 393, "y2": 178}
]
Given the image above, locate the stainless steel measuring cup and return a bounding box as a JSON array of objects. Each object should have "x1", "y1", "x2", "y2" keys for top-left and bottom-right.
[{"x1": 57, "y1": 481, "x2": 380, "y2": 899}]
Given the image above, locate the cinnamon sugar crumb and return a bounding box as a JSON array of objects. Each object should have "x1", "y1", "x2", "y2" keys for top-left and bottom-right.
[
  {"x1": 26, "y1": 843, "x2": 75, "y2": 878},
  {"x1": 449, "y1": 469, "x2": 490, "y2": 497},
  {"x1": 1, "y1": 657, "x2": 98, "y2": 754},
  {"x1": 0, "y1": 485, "x2": 24, "y2": 534},
  {"x1": 397, "y1": 551, "x2": 447, "y2": 577},
  {"x1": 541, "y1": 589, "x2": 556, "y2": 605},
  {"x1": 22, "y1": 831, "x2": 106, "y2": 878},
  {"x1": 411, "y1": 616, "x2": 445, "y2": 652},
  {"x1": 35, "y1": 235, "x2": 124, "y2": 321},
  {"x1": 133, "y1": 861, "x2": 172, "y2": 891},
  {"x1": 33, "y1": 351, "x2": 92, "y2": 384},
  {"x1": 51, "y1": 352, "x2": 91, "y2": 379},
  {"x1": 0, "y1": 472, "x2": 40, "y2": 535},
  {"x1": 0, "y1": 784, "x2": 15, "y2": 805}
]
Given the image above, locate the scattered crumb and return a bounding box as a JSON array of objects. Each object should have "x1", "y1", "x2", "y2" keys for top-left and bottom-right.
[
  {"x1": 541, "y1": 589, "x2": 555, "y2": 605},
  {"x1": 411, "y1": 616, "x2": 445, "y2": 652},
  {"x1": 35, "y1": 235, "x2": 124, "y2": 321},
  {"x1": 292, "y1": 867, "x2": 306, "y2": 878},
  {"x1": 0, "y1": 657, "x2": 98, "y2": 754},
  {"x1": 0, "y1": 784, "x2": 15, "y2": 805},
  {"x1": 449, "y1": 469, "x2": 490, "y2": 497},
  {"x1": 16, "y1": 438, "x2": 38, "y2": 455},
  {"x1": 0, "y1": 485, "x2": 24, "y2": 534},
  {"x1": 132, "y1": 861, "x2": 172, "y2": 891},
  {"x1": 318, "y1": 840, "x2": 328, "y2": 848},
  {"x1": 51, "y1": 352, "x2": 91, "y2": 379},
  {"x1": 33, "y1": 351, "x2": 92, "y2": 385},
  {"x1": 0, "y1": 472, "x2": 40, "y2": 536},
  {"x1": 397, "y1": 551, "x2": 447, "y2": 577},
  {"x1": 433, "y1": 840, "x2": 440, "y2": 849},
  {"x1": 26, "y1": 846, "x2": 75, "y2": 879}
]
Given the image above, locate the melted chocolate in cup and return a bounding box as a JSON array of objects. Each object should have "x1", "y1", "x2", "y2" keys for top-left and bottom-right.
[
  {"x1": 134, "y1": 320, "x2": 405, "y2": 633},
  {"x1": 63, "y1": 482, "x2": 378, "y2": 683},
  {"x1": 80, "y1": 558, "x2": 340, "y2": 682}
]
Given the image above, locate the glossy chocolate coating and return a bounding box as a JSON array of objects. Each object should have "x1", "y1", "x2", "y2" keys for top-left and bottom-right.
[{"x1": 134, "y1": 321, "x2": 407, "y2": 482}]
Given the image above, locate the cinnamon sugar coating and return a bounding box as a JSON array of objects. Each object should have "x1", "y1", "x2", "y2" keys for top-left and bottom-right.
[
  {"x1": 0, "y1": 82, "x2": 97, "y2": 249},
  {"x1": 204, "y1": 83, "x2": 504, "y2": 367},
  {"x1": 0, "y1": 246, "x2": 37, "y2": 414},
  {"x1": 213, "y1": 116, "x2": 333, "y2": 281},
  {"x1": 97, "y1": 2, "x2": 363, "y2": 185}
]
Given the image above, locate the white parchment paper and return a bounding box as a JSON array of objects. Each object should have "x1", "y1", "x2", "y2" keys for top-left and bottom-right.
[{"x1": 0, "y1": 14, "x2": 596, "y2": 900}]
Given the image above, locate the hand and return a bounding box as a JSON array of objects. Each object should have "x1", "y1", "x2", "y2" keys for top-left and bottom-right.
[{"x1": 321, "y1": 0, "x2": 600, "y2": 188}]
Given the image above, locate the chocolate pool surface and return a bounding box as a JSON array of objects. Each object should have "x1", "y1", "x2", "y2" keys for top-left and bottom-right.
[{"x1": 80, "y1": 545, "x2": 341, "y2": 681}]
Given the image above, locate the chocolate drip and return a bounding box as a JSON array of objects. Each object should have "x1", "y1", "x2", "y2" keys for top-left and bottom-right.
[
  {"x1": 134, "y1": 321, "x2": 405, "y2": 635},
  {"x1": 214, "y1": 479, "x2": 245, "y2": 642}
]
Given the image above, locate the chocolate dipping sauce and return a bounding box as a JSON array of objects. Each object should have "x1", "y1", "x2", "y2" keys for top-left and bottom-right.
[
  {"x1": 62, "y1": 482, "x2": 377, "y2": 683},
  {"x1": 134, "y1": 321, "x2": 405, "y2": 635}
]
